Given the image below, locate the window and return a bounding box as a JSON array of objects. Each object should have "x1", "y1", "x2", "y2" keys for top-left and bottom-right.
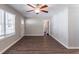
[
  {"x1": 0, "y1": 9, "x2": 15, "y2": 37},
  {"x1": 0, "y1": 10, "x2": 4, "y2": 36},
  {"x1": 5, "y1": 12, "x2": 15, "y2": 34}
]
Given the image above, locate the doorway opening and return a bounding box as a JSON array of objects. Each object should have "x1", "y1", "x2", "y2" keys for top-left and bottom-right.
[{"x1": 43, "y1": 20, "x2": 49, "y2": 36}]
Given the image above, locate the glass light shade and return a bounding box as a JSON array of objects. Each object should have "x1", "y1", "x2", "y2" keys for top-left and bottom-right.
[{"x1": 34, "y1": 8, "x2": 40, "y2": 14}]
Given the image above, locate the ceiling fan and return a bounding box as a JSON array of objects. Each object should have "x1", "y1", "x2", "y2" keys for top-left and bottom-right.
[{"x1": 26, "y1": 4, "x2": 48, "y2": 14}]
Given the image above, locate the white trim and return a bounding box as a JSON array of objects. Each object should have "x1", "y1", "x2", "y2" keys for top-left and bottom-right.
[
  {"x1": 24, "y1": 34, "x2": 44, "y2": 36},
  {"x1": 50, "y1": 34, "x2": 79, "y2": 49},
  {"x1": 67, "y1": 47, "x2": 79, "y2": 49},
  {"x1": 49, "y1": 34, "x2": 69, "y2": 49},
  {"x1": 0, "y1": 36, "x2": 23, "y2": 54}
]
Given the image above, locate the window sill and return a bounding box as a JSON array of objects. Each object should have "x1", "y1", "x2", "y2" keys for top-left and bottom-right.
[{"x1": 0, "y1": 33, "x2": 15, "y2": 40}]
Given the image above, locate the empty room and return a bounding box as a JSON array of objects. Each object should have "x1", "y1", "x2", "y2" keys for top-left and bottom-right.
[{"x1": 0, "y1": 4, "x2": 79, "y2": 54}]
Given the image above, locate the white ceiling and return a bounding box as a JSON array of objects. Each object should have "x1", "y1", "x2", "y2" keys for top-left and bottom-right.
[{"x1": 9, "y1": 4, "x2": 68, "y2": 18}]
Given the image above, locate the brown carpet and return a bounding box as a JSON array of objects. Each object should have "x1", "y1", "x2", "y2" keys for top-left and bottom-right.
[{"x1": 4, "y1": 36, "x2": 79, "y2": 54}]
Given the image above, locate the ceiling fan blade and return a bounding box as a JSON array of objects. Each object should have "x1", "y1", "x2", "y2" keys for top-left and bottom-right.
[
  {"x1": 41, "y1": 10, "x2": 48, "y2": 13},
  {"x1": 26, "y1": 10, "x2": 33, "y2": 12},
  {"x1": 27, "y1": 4, "x2": 35, "y2": 8},
  {"x1": 40, "y1": 5, "x2": 48, "y2": 9}
]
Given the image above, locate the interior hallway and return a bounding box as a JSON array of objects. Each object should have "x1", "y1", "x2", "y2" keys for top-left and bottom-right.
[{"x1": 4, "y1": 35, "x2": 79, "y2": 54}]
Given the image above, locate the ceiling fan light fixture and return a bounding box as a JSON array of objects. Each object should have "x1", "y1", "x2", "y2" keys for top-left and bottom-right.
[
  {"x1": 27, "y1": 4, "x2": 48, "y2": 14},
  {"x1": 34, "y1": 8, "x2": 40, "y2": 14}
]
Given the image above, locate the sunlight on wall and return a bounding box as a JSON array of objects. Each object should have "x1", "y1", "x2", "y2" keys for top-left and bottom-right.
[{"x1": 21, "y1": 19, "x2": 24, "y2": 24}]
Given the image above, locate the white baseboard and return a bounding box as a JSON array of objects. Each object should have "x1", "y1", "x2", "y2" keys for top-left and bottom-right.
[
  {"x1": 24, "y1": 34, "x2": 44, "y2": 36},
  {"x1": 67, "y1": 47, "x2": 79, "y2": 49},
  {"x1": 49, "y1": 34, "x2": 69, "y2": 49},
  {"x1": 49, "y1": 34, "x2": 79, "y2": 49},
  {"x1": 0, "y1": 36, "x2": 23, "y2": 54}
]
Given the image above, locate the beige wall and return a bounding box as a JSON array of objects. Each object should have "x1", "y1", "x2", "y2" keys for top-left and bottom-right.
[
  {"x1": 24, "y1": 18, "x2": 50, "y2": 36},
  {"x1": 50, "y1": 4, "x2": 79, "y2": 49},
  {"x1": 68, "y1": 5, "x2": 79, "y2": 48},
  {"x1": 49, "y1": 7, "x2": 68, "y2": 48},
  {"x1": 0, "y1": 4, "x2": 24, "y2": 53},
  {"x1": 21, "y1": 18, "x2": 24, "y2": 37},
  {"x1": 24, "y1": 18, "x2": 45, "y2": 36}
]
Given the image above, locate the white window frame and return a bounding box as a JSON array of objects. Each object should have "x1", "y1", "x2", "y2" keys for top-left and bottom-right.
[
  {"x1": 5, "y1": 12, "x2": 15, "y2": 35},
  {"x1": 0, "y1": 9, "x2": 16, "y2": 39},
  {"x1": 0, "y1": 9, "x2": 5, "y2": 36}
]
